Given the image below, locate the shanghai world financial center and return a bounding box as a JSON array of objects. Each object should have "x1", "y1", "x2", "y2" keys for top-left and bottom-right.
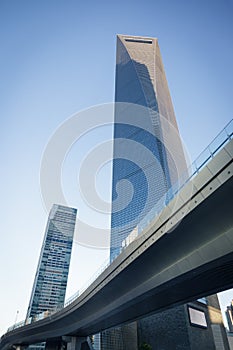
[
  {"x1": 98, "y1": 35, "x2": 228, "y2": 350},
  {"x1": 110, "y1": 35, "x2": 186, "y2": 262}
]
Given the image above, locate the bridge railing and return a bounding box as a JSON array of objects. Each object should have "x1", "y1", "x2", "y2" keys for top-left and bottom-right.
[
  {"x1": 64, "y1": 257, "x2": 110, "y2": 307},
  {"x1": 192, "y1": 119, "x2": 232, "y2": 173},
  {"x1": 6, "y1": 119, "x2": 233, "y2": 333},
  {"x1": 7, "y1": 320, "x2": 25, "y2": 332},
  {"x1": 138, "y1": 119, "x2": 233, "y2": 232}
]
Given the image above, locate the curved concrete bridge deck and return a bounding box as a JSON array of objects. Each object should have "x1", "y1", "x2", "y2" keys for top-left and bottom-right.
[{"x1": 1, "y1": 139, "x2": 233, "y2": 350}]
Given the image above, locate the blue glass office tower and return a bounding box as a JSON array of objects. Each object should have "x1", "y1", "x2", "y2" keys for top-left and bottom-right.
[
  {"x1": 103, "y1": 35, "x2": 229, "y2": 350},
  {"x1": 99, "y1": 34, "x2": 187, "y2": 350},
  {"x1": 27, "y1": 204, "x2": 77, "y2": 318},
  {"x1": 110, "y1": 35, "x2": 186, "y2": 261}
]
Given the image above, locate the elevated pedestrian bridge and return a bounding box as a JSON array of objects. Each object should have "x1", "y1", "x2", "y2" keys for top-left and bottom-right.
[{"x1": 1, "y1": 121, "x2": 233, "y2": 350}]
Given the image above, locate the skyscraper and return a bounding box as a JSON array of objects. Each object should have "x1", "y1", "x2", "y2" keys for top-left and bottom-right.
[
  {"x1": 27, "y1": 204, "x2": 77, "y2": 319},
  {"x1": 110, "y1": 34, "x2": 186, "y2": 261},
  {"x1": 102, "y1": 35, "x2": 229, "y2": 350}
]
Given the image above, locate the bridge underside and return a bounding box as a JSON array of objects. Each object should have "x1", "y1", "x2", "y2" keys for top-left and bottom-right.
[
  {"x1": 71, "y1": 175, "x2": 233, "y2": 336},
  {"x1": 1, "y1": 171, "x2": 233, "y2": 349}
]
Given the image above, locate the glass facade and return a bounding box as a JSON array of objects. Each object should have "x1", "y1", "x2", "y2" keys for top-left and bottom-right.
[
  {"x1": 26, "y1": 204, "x2": 77, "y2": 318},
  {"x1": 97, "y1": 34, "x2": 187, "y2": 350},
  {"x1": 110, "y1": 35, "x2": 186, "y2": 261},
  {"x1": 97, "y1": 35, "x2": 228, "y2": 350}
]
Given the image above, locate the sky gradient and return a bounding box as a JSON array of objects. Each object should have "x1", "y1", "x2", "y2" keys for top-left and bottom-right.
[{"x1": 0, "y1": 0, "x2": 233, "y2": 335}]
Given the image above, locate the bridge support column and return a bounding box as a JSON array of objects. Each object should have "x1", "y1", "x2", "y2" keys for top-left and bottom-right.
[
  {"x1": 45, "y1": 339, "x2": 64, "y2": 350},
  {"x1": 66, "y1": 337, "x2": 94, "y2": 350}
]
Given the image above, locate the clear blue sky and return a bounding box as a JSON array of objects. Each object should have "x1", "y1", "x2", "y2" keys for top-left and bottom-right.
[{"x1": 0, "y1": 0, "x2": 233, "y2": 335}]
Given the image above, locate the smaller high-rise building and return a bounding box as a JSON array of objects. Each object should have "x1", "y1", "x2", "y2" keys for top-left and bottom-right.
[{"x1": 27, "y1": 204, "x2": 77, "y2": 319}]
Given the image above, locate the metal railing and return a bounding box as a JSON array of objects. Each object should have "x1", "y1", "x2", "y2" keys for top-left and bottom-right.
[
  {"x1": 64, "y1": 257, "x2": 110, "y2": 307},
  {"x1": 139, "y1": 119, "x2": 233, "y2": 231}
]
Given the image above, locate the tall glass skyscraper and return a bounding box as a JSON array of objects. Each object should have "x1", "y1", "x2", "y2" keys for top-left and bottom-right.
[
  {"x1": 110, "y1": 35, "x2": 186, "y2": 261},
  {"x1": 27, "y1": 204, "x2": 77, "y2": 319},
  {"x1": 99, "y1": 34, "x2": 187, "y2": 350},
  {"x1": 101, "y1": 34, "x2": 229, "y2": 350}
]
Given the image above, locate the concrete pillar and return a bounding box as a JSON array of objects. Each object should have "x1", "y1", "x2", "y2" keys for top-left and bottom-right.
[
  {"x1": 66, "y1": 337, "x2": 93, "y2": 350},
  {"x1": 45, "y1": 339, "x2": 64, "y2": 350},
  {"x1": 86, "y1": 337, "x2": 94, "y2": 350}
]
